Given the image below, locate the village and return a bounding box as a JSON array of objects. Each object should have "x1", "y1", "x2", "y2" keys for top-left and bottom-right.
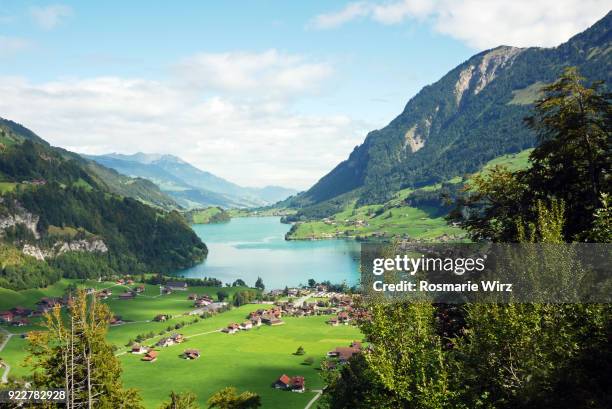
[{"x1": 0, "y1": 277, "x2": 365, "y2": 407}]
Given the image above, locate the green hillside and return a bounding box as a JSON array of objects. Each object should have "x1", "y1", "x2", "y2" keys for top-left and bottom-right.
[
  {"x1": 0, "y1": 120, "x2": 207, "y2": 290},
  {"x1": 0, "y1": 118, "x2": 179, "y2": 210},
  {"x1": 286, "y1": 149, "x2": 533, "y2": 241},
  {"x1": 184, "y1": 206, "x2": 231, "y2": 224},
  {"x1": 288, "y1": 13, "x2": 611, "y2": 215}
]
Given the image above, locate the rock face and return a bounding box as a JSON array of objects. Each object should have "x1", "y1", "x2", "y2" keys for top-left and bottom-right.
[
  {"x1": 55, "y1": 239, "x2": 108, "y2": 255},
  {"x1": 22, "y1": 239, "x2": 108, "y2": 261},
  {"x1": 0, "y1": 206, "x2": 40, "y2": 239}
]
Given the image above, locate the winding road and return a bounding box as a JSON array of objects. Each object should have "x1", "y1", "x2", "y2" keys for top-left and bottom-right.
[{"x1": 0, "y1": 327, "x2": 14, "y2": 383}]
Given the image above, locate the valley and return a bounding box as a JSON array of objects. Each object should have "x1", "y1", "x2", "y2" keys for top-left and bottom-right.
[{"x1": 0, "y1": 278, "x2": 361, "y2": 409}]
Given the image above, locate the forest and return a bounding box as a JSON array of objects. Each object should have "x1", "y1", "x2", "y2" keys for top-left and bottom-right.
[{"x1": 320, "y1": 67, "x2": 611, "y2": 409}]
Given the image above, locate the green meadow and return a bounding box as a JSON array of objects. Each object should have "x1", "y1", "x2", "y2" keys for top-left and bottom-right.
[
  {"x1": 287, "y1": 148, "x2": 533, "y2": 241},
  {"x1": 0, "y1": 280, "x2": 361, "y2": 408}
]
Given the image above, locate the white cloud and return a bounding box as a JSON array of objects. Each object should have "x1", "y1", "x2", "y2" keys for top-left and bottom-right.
[
  {"x1": 174, "y1": 49, "x2": 333, "y2": 100},
  {"x1": 29, "y1": 4, "x2": 73, "y2": 30},
  {"x1": 310, "y1": 0, "x2": 610, "y2": 48},
  {"x1": 0, "y1": 51, "x2": 367, "y2": 189},
  {"x1": 309, "y1": 2, "x2": 371, "y2": 29},
  {"x1": 0, "y1": 36, "x2": 30, "y2": 56}
]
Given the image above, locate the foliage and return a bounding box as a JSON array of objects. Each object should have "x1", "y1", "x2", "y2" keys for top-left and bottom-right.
[
  {"x1": 25, "y1": 289, "x2": 144, "y2": 408},
  {"x1": 232, "y1": 290, "x2": 258, "y2": 306},
  {"x1": 320, "y1": 354, "x2": 400, "y2": 409},
  {"x1": 254, "y1": 277, "x2": 265, "y2": 291},
  {"x1": 206, "y1": 387, "x2": 261, "y2": 409},
  {"x1": 360, "y1": 301, "x2": 452, "y2": 408},
  {"x1": 454, "y1": 67, "x2": 611, "y2": 242},
  {"x1": 158, "y1": 391, "x2": 200, "y2": 409},
  {"x1": 0, "y1": 245, "x2": 61, "y2": 290}
]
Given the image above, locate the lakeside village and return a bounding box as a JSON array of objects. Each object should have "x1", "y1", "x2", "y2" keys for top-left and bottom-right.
[{"x1": 0, "y1": 276, "x2": 367, "y2": 394}]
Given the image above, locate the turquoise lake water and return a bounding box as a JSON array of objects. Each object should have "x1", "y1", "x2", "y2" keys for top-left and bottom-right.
[{"x1": 174, "y1": 217, "x2": 361, "y2": 289}]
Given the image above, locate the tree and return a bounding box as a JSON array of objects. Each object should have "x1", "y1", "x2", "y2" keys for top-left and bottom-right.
[
  {"x1": 232, "y1": 279, "x2": 246, "y2": 287},
  {"x1": 453, "y1": 67, "x2": 611, "y2": 242},
  {"x1": 207, "y1": 387, "x2": 261, "y2": 409},
  {"x1": 526, "y1": 67, "x2": 610, "y2": 233},
  {"x1": 295, "y1": 346, "x2": 305, "y2": 355},
  {"x1": 303, "y1": 356, "x2": 314, "y2": 365},
  {"x1": 254, "y1": 277, "x2": 265, "y2": 291},
  {"x1": 320, "y1": 354, "x2": 400, "y2": 409},
  {"x1": 359, "y1": 301, "x2": 452, "y2": 408},
  {"x1": 26, "y1": 289, "x2": 143, "y2": 408},
  {"x1": 216, "y1": 290, "x2": 229, "y2": 302},
  {"x1": 158, "y1": 391, "x2": 199, "y2": 409},
  {"x1": 307, "y1": 278, "x2": 316, "y2": 288}
]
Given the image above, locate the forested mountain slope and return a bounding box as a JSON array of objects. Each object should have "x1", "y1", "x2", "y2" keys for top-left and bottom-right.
[
  {"x1": 0, "y1": 120, "x2": 207, "y2": 290},
  {"x1": 291, "y1": 12, "x2": 611, "y2": 215},
  {"x1": 0, "y1": 118, "x2": 179, "y2": 210}
]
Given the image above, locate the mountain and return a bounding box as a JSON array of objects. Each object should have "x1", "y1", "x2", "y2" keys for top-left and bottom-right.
[
  {"x1": 290, "y1": 12, "x2": 611, "y2": 217},
  {"x1": 0, "y1": 118, "x2": 207, "y2": 289},
  {"x1": 0, "y1": 118, "x2": 179, "y2": 211},
  {"x1": 86, "y1": 152, "x2": 298, "y2": 209}
]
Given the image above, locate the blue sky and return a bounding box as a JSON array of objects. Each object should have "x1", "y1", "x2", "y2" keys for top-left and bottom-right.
[{"x1": 0, "y1": 1, "x2": 608, "y2": 188}]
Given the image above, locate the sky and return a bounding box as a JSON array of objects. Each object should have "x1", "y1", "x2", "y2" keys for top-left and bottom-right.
[{"x1": 0, "y1": 1, "x2": 609, "y2": 189}]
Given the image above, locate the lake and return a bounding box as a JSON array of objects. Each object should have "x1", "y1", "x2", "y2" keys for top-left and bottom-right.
[{"x1": 174, "y1": 217, "x2": 361, "y2": 289}]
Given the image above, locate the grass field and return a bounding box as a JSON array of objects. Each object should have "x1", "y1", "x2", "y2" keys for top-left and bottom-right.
[
  {"x1": 0, "y1": 280, "x2": 361, "y2": 409},
  {"x1": 287, "y1": 203, "x2": 463, "y2": 241},
  {"x1": 187, "y1": 207, "x2": 228, "y2": 224},
  {"x1": 287, "y1": 149, "x2": 533, "y2": 242},
  {"x1": 0, "y1": 182, "x2": 18, "y2": 193},
  {"x1": 120, "y1": 313, "x2": 360, "y2": 408}
]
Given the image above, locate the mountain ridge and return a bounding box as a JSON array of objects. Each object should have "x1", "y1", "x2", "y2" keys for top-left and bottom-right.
[
  {"x1": 289, "y1": 11, "x2": 611, "y2": 216},
  {"x1": 86, "y1": 152, "x2": 298, "y2": 209}
]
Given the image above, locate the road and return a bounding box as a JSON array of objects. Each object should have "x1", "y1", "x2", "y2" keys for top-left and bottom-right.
[
  {"x1": 0, "y1": 327, "x2": 14, "y2": 383},
  {"x1": 294, "y1": 293, "x2": 312, "y2": 307},
  {"x1": 304, "y1": 389, "x2": 323, "y2": 409}
]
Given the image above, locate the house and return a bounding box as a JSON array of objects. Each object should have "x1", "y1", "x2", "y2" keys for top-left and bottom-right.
[
  {"x1": 291, "y1": 376, "x2": 305, "y2": 393},
  {"x1": 337, "y1": 311, "x2": 351, "y2": 324},
  {"x1": 274, "y1": 374, "x2": 292, "y2": 390},
  {"x1": 166, "y1": 281, "x2": 188, "y2": 291},
  {"x1": 131, "y1": 344, "x2": 147, "y2": 354},
  {"x1": 261, "y1": 314, "x2": 284, "y2": 326},
  {"x1": 11, "y1": 307, "x2": 32, "y2": 317},
  {"x1": 142, "y1": 350, "x2": 157, "y2": 362},
  {"x1": 154, "y1": 314, "x2": 168, "y2": 322},
  {"x1": 222, "y1": 323, "x2": 240, "y2": 334},
  {"x1": 156, "y1": 337, "x2": 173, "y2": 347},
  {"x1": 327, "y1": 342, "x2": 362, "y2": 362},
  {"x1": 239, "y1": 321, "x2": 253, "y2": 330},
  {"x1": 250, "y1": 317, "x2": 262, "y2": 327},
  {"x1": 195, "y1": 298, "x2": 211, "y2": 307},
  {"x1": 273, "y1": 375, "x2": 305, "y2": 392},
  {"x1": 110, "y1": 315, "x2": 123, "y2": 325},
  {"x1": 170, "y1": 333, "x2": 184, "y2": 344},
  {"x1": 188, "y1": 293, "x2": 198, "y2": 300},
  {"x1": 0, "y1": 311, "x2": 13, "y2": 323},
  {"x1": 119, "y1": 291, "x2": 135, "y2": 300},
  {"x1": 134, "y1": 285, "x2": 145, "y2": 293},
  {"x1": 183, "y1": 349, "x2": 200, "y2": 360},
  {"x1": 327, "y1": 318, "x2": 339, "y2": 326},
  {"x1": 11, "y1": 319, "x2": 28, "y2": 327},
  {"x1": 205, "y1": 302, "x2": 227, "y2": 312}
]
